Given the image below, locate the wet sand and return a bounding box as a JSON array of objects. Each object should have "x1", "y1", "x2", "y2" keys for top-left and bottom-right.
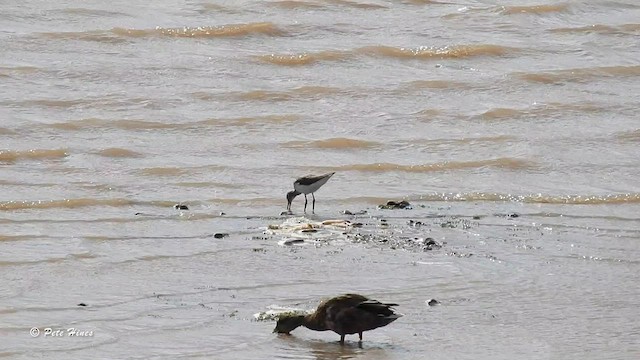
[
  {"x1": 2, "y1": 0, "x2": 640, "y2": 358},
  {"x1": 1, "y1": 200, "x2": 639, "y2": 359}
]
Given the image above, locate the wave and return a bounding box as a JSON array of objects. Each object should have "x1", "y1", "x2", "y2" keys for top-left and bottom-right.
[
  {"x1": 230, "y1": 86, "x2": 341, "y2": 101},
  {"x1": 0, "y1": 149, "x2": 68, "y2": 163},
  {"x1": 616, "y1": 129, "x2": 640, "y2": 142},
  {"x1": 257, "y1": 50, "x2": 349, "y2": 66},
  {"x1": 479, "y1": 102, "x2": 605, "y2": 120},
  {"x1": 270, "y1": 0, "x2": 324, "y2": 8},
  {"x1": 47, "y1": 115, "x2": 301, "y2": 131},
  {"x1": 48, "y1": 118, "x2": 177, "y2": 130},
  {"x1": 61, "y1": 8, "x2": 130, "y2": 17},
  {"x1": 501, "y1": 4, "x2": 570, "y2": 15},
  {"x1": 326, "y1": 158, "x2": 536, "y2": 173},
  {"x1": 357, "y1": 44, "x2": 514, "y2": 59},
  {"x1": 37, "y1": 22, "x2": 285, "y2": 43},
  {"x1": 326, "y1": 0, "x2": 388, "y2": 9},
  {"x1": 258, "y1": 44, "x2": 514, "y2": 66},
  {"x1": 282, "y1": 137, "x2": 380, "y2": 149},
  {"x1": 195, "y1": 114, "x2": 302, "y2": 126},
  {"x1": 401, "y1": 80, "x2": 471, "y2": 90},
  {"x1": 0, "y1": 127, "x2": 16, "y2": 135},
  {"x1": 550, "y1": 23, "x2": 640, "y2": 35},
  {"x1": 416, "y1": 192, "x2": 640, "y2": 204},
  {"x1": 96, "y1": 148, "x2": 143, "y2": 158},
  {"x1": 0, "y1": 198, "x2": 136, "y2": 211},
  {"x1": 139, "y1": 167, "x2": 187, "y2": 176},
  {"x1": 408, "y1": 135, "x2": 518, "y2": 146},
  {"x1": 513, "y1": 65, "x2": 640, "y2": 84}
]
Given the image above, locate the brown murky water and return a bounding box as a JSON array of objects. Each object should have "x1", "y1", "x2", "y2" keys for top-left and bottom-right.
[{"x1": 1, "y1": 0, "x2": 639, "y2": 358}]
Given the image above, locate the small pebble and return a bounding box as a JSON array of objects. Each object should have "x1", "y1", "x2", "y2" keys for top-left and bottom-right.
[
  {"x1": 427, "y1": 299, "x2": 440, "y2": 306},
  {"x1": 77, "y1": 303, "x2": 87, "y2": 307},
  {"x1": 219, "y1": 212, "x2": 226, "y2": 216},
  {"x1": 343, "y1": 210, "x2": 353, "y2": 215},
  {"x1": 213, "y1": 233, "x2": 228, "y2": 239}
]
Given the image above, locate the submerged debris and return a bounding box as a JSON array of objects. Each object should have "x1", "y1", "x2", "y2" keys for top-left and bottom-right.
[
  {"x1": 253, "y1": 307, "x2": 310, "y2": 322},
  {"x1": 343, "y1": 209, "x2": 368, "y2": 215},
  {"x1": 378, "y1": 200, "x2": 412, "y2": 210},
  {"x1": 422, "y1": 238, "x2": 442, "y2": 251}
]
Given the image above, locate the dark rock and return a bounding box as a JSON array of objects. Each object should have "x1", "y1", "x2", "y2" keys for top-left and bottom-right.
[
  {"x1": 213, "y1": 233, "x2": 228, "y2": 239},
  {"x1": 174, "y1": 204, "x2": 189, "y2": 210},
  {"x1": 378, "y1": 200, "x2": 412, "y2": 210},
  {"x1": 408, "y1": 220, "x2": 423, "y2": 227},
  {"x1": 472, "y1": 215, "x2": 482, "y2": 220},
  {"x1": 422, "y1": 238, "x2": 442, "y2": 251},
  {"x1": 508, "y1": 213, "x2": 519, "y2": 218},
  {"x1": 134, "y1": 212, "x2": 142, "y2": 216},
  {"x1": 427, "y1": 299, "x2": 440, "y2": 306},
  {"x1": 219, "y1": 212, "x2": 226, "y2": 216},
  {"x1": 301, "y1": 229, "x2": 317, "y2": 233},
  {"x1": 343, "y1": 210, "x2": 353, "y2": 215},
  {"x1": 77, "y1": 303, "x2": 87, "y2": 307}
]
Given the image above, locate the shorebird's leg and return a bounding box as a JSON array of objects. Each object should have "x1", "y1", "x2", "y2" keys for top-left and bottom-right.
[
  {"x1": 311, "y1": 193, "x2": 316, "y2": 214},
  {"x1": 340, "y1": 335, "x2": 345, "y2": 345},
  {"x1": 304, "y1": 194, "x2": 308, "y2": 213},
  {"x1": 358, "y1": 332, "x2": 362, "y2": 342}
]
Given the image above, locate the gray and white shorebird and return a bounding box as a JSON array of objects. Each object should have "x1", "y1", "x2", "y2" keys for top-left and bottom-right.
[{"x1": 286, "y1": 172, "x2": 335, "y2": 214}]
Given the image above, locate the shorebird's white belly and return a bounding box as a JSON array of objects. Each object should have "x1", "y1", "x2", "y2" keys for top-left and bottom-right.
[{"x1": 294, "y1": 176, "x2": 330, "y2": 194}]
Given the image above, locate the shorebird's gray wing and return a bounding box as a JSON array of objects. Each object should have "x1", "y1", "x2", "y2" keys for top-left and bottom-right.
[{"x1": 295, "y1": 173, "x2": 333, "y2": 186}]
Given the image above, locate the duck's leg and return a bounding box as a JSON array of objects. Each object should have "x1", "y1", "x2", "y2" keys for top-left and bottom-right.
[
  {"x1": 339, "y1": 334, "x2": 345, "y2": 345},
  {"x1": 311, "y1": 193, "x2": 316, "y2": 214},
  {"x1": 304, "y1": 194, "x2": 308, "y2": 213}
]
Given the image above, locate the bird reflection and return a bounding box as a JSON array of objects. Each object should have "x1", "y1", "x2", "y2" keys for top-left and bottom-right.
[{"x1": 275, "y1": 334, "x2": 392, "y2": 360}]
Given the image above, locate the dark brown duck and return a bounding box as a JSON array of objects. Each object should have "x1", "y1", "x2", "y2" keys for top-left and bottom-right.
[{"x1": 273, "y1": 293, "x2": 401, "y2": 344}]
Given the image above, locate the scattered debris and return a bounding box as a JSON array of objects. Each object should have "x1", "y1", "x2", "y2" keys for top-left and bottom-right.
[{"x1": 408, "y1": 220, "x2": 424, "y2": 227}]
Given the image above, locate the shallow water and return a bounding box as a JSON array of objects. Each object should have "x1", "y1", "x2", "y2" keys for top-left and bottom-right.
[{"x1": 1, "y1": 0, "x2": 639, "y2": 359}]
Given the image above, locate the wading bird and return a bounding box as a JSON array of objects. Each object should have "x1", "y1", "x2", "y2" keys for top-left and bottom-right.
[
  {"x1": 273, "y1": 293, "x2": 401, "y2": 344},
  {"x1": 286, "y1": 172, "x2": 335, "y2": 214}
]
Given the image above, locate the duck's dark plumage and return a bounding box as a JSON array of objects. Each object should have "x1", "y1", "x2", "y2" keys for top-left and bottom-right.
[{"x1": 273, "y1": 293, "x2": 401, "y2": 344}]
